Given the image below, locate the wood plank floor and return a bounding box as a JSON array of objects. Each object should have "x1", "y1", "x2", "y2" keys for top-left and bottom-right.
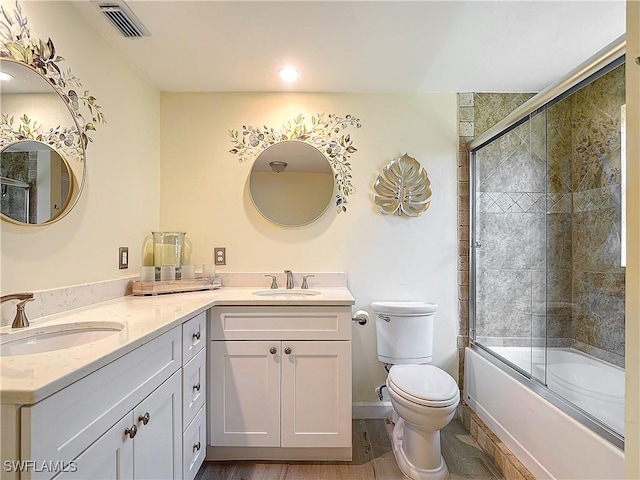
[{"x1": 195, "y1": 419, "x2": 503, "y2": 480}]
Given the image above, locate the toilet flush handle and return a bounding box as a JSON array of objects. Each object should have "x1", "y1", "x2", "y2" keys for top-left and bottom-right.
[{"x1": 377, "y1": 314, "x2": 391, "y2": 322}]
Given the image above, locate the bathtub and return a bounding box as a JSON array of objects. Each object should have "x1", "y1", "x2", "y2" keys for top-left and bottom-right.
[
  {"x1": 489, "y1": 346, "x2": 625, "y2": 435},
  {"x1": 464, "y1": 346, "x2": 624, "y2": 480}
]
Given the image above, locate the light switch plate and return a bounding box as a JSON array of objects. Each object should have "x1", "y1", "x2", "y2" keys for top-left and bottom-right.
[
  {"x1": 119, "y1": 247, "x2": 129, "y2": 269},
  {"x1": 214, "y1": 247, "x2": 226, "y2": 265}
]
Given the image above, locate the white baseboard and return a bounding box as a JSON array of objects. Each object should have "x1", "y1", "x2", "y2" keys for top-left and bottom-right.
[{"x1": 352, "y1": 402, "x2": 393, "y2": 419}]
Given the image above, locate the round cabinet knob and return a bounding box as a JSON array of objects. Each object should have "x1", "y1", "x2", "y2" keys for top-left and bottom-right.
[
  {"x1": 270, "y1": 347, "x2": 277, "y2": 355},
  {"x1": 124, "y1": 425, "x2": 137, "y2": 439},
  {"x1": 193, "y1": 441, "x2": 201, "y2": 451},
  {"x1": 193, "y1": 382, "x2": 201, "y2": 391},
  {"x1": 192, "y1": 331, "x2": 201, "y2": 341},
  {"x1": 138, "y1": 412, "x2": 150, "y2": 425},
  {"x1": 284, "y1": 347, "x2": 292, "y2": 355}
]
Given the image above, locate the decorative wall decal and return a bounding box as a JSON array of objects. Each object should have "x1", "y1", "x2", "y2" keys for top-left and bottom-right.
[
  {"x1": 229, "y1": 113, "x2": 361, "y2": 213},
  {"x1": 373, "y1": 153, "x2": 431, "y2": 217},
  {"x1": 0, "y1": 0, "x2": 106, "y2": 225},
  {"x1": 0, "y1": 1, "x2": 106, "y2": 152}
]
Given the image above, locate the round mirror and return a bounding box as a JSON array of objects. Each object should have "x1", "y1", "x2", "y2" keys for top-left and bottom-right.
[
  {"x1": 0, "y1": 59, "x2": 85, "y2": 225},
  {"x1": 249, "y1": 141, "x2": 335, "y2": 226}
]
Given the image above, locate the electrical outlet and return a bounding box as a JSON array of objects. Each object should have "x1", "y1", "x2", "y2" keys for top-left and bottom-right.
[
  {"x1": 214, "y1": 247, "x2": 226, "y2": 266},
  {"x1": 119, "y1": 247, "x2": 129, "y2": 269}
]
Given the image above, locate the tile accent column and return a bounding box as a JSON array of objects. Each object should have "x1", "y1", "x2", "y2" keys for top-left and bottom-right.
[{"x1": 457, "y1": 93, "x2": 474, "y2": 387}]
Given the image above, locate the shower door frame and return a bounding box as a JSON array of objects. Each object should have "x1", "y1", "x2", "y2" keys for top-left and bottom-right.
[{"x1": 467, "y1": 35, "x2": 627, "y2": 450}]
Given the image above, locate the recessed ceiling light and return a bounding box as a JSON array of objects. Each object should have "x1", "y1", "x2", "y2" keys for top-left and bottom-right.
[
  {"x1": 0, "y1": 72, "x2": 12, "y2": 81},
  {"x1": 269, "y1": 161, "x2": 288, "y2": 173},
  {"x1": 278, "y1": 66, "x2": 299, "y2": 83}
]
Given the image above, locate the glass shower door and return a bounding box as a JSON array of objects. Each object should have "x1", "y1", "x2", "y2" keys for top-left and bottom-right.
[{"x1": 472, "y1": 114, "x2": 548, "y2": 381}]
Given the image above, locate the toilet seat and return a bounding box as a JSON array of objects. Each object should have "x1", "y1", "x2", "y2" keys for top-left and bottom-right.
[{"x1": 387, "y1": 365, "x2": 459, "y2": 408}]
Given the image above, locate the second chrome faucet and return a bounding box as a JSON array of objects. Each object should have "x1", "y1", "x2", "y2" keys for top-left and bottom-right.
[{"x1": 284, "y1": 270, "x2": 294, "y2": 289}]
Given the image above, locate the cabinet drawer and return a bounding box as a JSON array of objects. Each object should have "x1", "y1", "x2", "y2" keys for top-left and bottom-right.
[
  {"x1": 210, "y1": 306, "x2": 351, "y2": 340},
  {"x1": 21, "y1": 327, "x2": 182, "y2": 479},
  {"x1": 183, "y1": 406, "x2": 206, "y2": 480},
  {"x1": 182, "y1": 348, "x2": 206, "y2": 429},
  {"x1": 183, "y1": 311, "x2": 206, "y2": 363}
]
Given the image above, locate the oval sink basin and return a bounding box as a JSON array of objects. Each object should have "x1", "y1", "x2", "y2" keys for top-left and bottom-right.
[
  {"x1": 0, "y1": 321, "x2": 125, "y2": 357},
  {"x1": 252, "y1": 289, "x2": 321, "y2": 297}
]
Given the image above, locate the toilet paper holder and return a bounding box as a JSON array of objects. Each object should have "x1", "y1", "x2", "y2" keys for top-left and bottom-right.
[{"x1": 351, "y1": 309, "x2": 370, "y2": 326}]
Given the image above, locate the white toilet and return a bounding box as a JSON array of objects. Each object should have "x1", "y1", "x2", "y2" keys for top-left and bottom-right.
[{"x1": 372, "y1": 301, "x2": 460, "y2": 480}]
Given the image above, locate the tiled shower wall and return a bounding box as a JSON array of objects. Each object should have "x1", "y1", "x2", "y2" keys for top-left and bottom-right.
[
  {"x1": 458, "y1": 64, "x2": 626, "y2": 377},
  {"x1": 474, "y1": 114, "x2": 549, "y2": 348},
  {"x1": 0, "y1": 151, "x2": 33, "y2": 223},
  {"x1": 567, "y1": 64, "x2": 626, "y2": 366}
]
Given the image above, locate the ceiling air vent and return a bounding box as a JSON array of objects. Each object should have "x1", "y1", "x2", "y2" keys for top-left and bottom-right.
[{"x1": 94, "y1": 1, "x2": 150, "y2": 38}]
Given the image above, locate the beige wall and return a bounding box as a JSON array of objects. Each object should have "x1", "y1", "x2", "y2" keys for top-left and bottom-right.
[
  {"x1": 625, "y1": 0, "x2": 640, "y2": 477},
  {"x1": 0, "y1": 1, "x2": 161, "y2": 296},
  {"x1": 161, "y1": 93, "x2": 459, "y2": 401}
]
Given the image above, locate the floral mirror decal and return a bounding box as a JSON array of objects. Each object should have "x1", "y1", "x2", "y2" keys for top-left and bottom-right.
[
  {"x1": 0, "y1": 1, "x2": 105, "y2": 225},
  {"x1": 373, "y1": 153, "x2": 432, "y2": 217},
  {"x1": 229, "y1": 113, "x2": 361, "y2": 213},
  {"x1": 0, "y1": 1, "x2": 105, "y2": 152}
]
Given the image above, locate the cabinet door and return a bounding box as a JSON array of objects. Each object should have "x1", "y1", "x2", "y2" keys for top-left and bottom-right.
[
  {"x1": 281, "y1": 341, "x2": 351, "y2": 448},
  {"x1": 210, "y1": 341, "x2": 280, "y2": 447},
  {"x1": 54, "y1": 414, "x2": 134, "y2": 480},
  {"x1": 133, "y1": 371, "x2": 182, "y2": 480}
]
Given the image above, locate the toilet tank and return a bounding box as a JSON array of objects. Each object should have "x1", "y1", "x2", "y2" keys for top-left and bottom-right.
[{"x1": 372, "y1": 301, "x2": 438, "y2": 365}]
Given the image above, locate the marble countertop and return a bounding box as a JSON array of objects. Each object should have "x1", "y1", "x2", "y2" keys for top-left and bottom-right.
[{"x1": 0, "y1": 286, "x2": 354, "y2": 405}]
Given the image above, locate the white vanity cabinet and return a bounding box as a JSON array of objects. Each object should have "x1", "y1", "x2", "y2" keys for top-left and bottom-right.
[
  {"x1": 55, "y1": 371, "x2": 182, "y2": 480},
  {"x1": 209, "y1": 306, "x2": 352, "y2": 461},
  {"x1": 20, "y1": 326, "x2": 183, "y2": 480},
  {"x1": 12, "y1": 310, "x2": 209, "y2": 480}
]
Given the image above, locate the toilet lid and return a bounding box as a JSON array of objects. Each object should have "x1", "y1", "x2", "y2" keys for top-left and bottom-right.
[
  {"x1": 371, "y1": 301, "x2": 437, "y2": 316},
  {"x1": 387, "y1": 365, "x2": 459, "y2": 407}
]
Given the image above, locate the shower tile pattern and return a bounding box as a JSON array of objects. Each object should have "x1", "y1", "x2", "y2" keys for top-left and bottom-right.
[
  {"x1": 569, "y1": 65, "x2": 625, "y2": 365},
  {"x1": 0, "y1": 151, "x2": 32, "y2": 223},
  {"x1": 463, "y1": 64, "x2": 626, "y2": 368},
  {"x1": 474, "y1": 102, "x2": 546, "y2": 355}
]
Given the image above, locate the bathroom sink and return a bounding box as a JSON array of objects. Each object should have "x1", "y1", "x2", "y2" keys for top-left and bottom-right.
[
  {"x1": 252, "y1": 289, "x2": 322, "y2": 297},
  {"x1": 0, "y1": 321, "x2": 125, "y2": 356}
]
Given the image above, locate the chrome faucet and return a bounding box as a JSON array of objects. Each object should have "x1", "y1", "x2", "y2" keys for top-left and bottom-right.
[
  {"x1": 264, "y1": 274, "x2": 278, "y2": 289},
  {"x1": 284, "y1": 270, "x2": 294, "y2": 289},
  {"x1": 1, "y1": 292, "x2": 35, "y2": 328},
  {"x1": 301, "y1": 275, "x2": 315, "y2": 289}
]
